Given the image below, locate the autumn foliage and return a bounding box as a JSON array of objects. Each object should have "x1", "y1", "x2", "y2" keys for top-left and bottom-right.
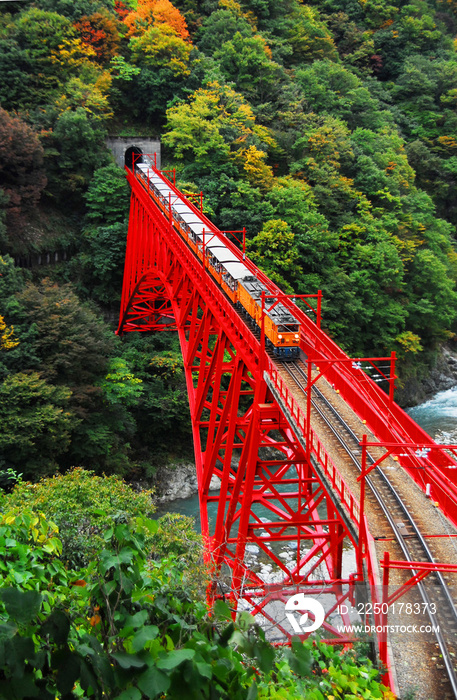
[
  {"x1": 124, "y1": 0, "x2": 190, "y2": 39},
  {"x1": 0, "y1": 108, "x2": 47, "y2": 233},
  {"x1": 74, "y1": 11, "x2": 121, "y2": 63}
]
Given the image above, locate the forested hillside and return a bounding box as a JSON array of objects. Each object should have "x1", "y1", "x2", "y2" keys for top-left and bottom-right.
[
  {"x1": 1, "y1": 0, "x2": 457, "y2": 473},
  {"x1": 1, "y1": 1, "x2": 454, "y2": 696}
]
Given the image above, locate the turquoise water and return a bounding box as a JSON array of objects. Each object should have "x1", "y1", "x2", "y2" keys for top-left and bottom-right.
[
  {"x1": 158, "y1": 385, "x2": 457, "y2": 526},
  {"x1": 155, "y1": 494, "x2": 217, "y2": 532},
  {"x1": 407, "y1": 385, "x2": 457, "y2": 439}
]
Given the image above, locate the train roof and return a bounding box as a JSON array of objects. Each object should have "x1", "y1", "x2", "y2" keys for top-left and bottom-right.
[
  {"x1": 221, "y1": 261, "x2": 253, "y2": 280},
  {"x1": 269, "y1": 307, "x2": 298, "y2": 324},
  {"x1": 136, "y1": 167, "x2": 269, "y2": 288},
  {"x1": 172, "y1": 202, "x2": 192, "y2": 213},
  {"x1": 149, "y1": 177, "x2": 172, "y2": 192},
  {"x1": 240, "y1": 279, "x2": 299, "y2": 323},
  {"x1": 241, "y1": 279, "x2": 268, "y2": 297},
  {"x1": 187, "y1": 223, "x2": 208, "y2": 236},
  {"x1": 207, "y1": 245, "x2": 239, "y2": 264},
  {"x1": 202, "y1": 235, "x2": 221, "y2": 246},
  {"x1": 180, "y1": 211, "x2": 205, "y2": 224}
]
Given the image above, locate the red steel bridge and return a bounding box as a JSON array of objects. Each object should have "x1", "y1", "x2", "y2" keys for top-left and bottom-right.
[{"x1": 117, "y1": 156, "x2": 457, "y2": 692}]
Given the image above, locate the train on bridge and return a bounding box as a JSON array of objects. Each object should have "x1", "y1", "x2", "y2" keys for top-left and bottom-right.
[
  {"x1": 135, "y1": 160, "x2": 301, "y2": 359},
  {"x1": 120, "y1": 154, "x2": 457, "y2": 698}
]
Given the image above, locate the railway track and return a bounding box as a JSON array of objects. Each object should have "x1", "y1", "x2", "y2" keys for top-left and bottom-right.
[{"x1": 278, "y1": 357, "x2": 457, "y2": 698}]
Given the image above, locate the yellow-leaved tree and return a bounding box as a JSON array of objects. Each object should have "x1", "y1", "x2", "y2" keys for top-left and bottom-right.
[{"x1": 0, "y1": 315, "x2": 18, "y2": 351}]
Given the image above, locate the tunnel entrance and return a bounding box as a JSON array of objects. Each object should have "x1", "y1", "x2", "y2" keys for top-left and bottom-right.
[{"x1": 124, "y1": 146, "x2": 143, "y2": 169}]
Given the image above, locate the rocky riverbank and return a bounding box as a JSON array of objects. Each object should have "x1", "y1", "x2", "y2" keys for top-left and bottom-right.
[
  {"x1": 396, "y1": 345, "x2": 457, "y2": 407},
  {"x1": 150, "y1": 462, "x2": 221, "y2": 504}
]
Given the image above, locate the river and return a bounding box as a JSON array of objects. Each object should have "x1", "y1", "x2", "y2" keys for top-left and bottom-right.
[
  {"x1": 407, "y1": 384, "x2": 457, "y2": 442},
  {"x1": 159, "y1": 386, "x2": 457, "y2": 526}
]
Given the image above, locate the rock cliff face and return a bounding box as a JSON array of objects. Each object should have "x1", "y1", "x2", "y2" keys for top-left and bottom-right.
[
  {"x1": 151, "y1": 462, "x2": 221, "y2": 503},
  {"x1": 396, "y1": 346, "x2": 457, "y2": 408}
]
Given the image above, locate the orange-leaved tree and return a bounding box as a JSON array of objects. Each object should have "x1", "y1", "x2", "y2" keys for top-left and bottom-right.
[
  {"x1": 124, "y1": 0, "x2": 189, "y2": 40},
  {"x1": 74, "y1": 11, "x2": 121, "y2": 64}
]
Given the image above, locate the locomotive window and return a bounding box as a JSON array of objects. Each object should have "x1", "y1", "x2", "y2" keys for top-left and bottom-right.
[{"x1": 277, "y1": 325, "x2": 299, "y2": 332}]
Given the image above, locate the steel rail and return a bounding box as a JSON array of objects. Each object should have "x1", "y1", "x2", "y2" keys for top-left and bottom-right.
[{"x1": 279, "y1": 359, "x2": 457, "y2": 697}]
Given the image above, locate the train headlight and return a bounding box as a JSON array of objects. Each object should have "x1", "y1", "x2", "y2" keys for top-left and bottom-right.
[
  {"x1": 294, "y1": 334, "x2": 299, "y2": 339},
  {"x1": 278, "y1": 334, "x2": 283, "y2": 339}
]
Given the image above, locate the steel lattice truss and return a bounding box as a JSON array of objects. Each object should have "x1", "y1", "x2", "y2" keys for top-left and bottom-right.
[{"x1": 118, "y1": 172, "x2": 359, "y2": 643}]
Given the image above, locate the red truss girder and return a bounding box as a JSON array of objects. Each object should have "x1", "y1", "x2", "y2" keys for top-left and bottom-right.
[{"x1": 118, "y1": 172, "x2": 361, "y2": 643}]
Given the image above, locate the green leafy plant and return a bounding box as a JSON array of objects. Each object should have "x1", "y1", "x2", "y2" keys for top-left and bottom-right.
[
  {"x1": 0, "y1": 510, "x2": 394, "y2": 699},
  {"x1": 1, "y1": 468, "x2": 155, "y2": 567}
]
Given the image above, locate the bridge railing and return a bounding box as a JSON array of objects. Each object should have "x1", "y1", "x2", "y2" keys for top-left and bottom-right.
[
  {"x1": 252, "y1": 262, "x2": 457, "y2": 525},
  {"x1": 265, "y1": 359, "x2": 361, "y2": 529},
  {"x1": 264, "y1": 357, "x2": 395, "y2": 679}
]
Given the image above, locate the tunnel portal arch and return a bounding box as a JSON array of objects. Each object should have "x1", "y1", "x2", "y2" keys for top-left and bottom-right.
[
  {"x1": 124, "y1": 146, "x2": 143, "y2": 169},
  {"x1": 106, "y1": 137, "x2": 161, "y2": 169}
]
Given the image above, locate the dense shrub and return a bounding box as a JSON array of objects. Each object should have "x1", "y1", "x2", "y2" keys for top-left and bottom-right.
[{"x1": 1, "y1": 468, "x2": 155, "y2": 566}]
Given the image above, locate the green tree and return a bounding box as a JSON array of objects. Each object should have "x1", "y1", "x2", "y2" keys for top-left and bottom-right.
[
  {"x1": 0, "y1": 372, "x2": 76, "y2": 479},
  {"x1": 130, "y1": 23, "x2": 192, "y2": 76},
  {"x1": 295, "y1": 59, "x2": 390, "y2": 131},
  {"x1": 331, "y1": 234, "x2": 407, "y2": 355},
  {"x1": 85, "y1": 163, "x2": 130, "y2": 224},
  {"x1": 267, "y1": 176, "x2": 338, "y2": 284},
  {"x1": 370, "y1": 0, "x2": 446, "y2": 80},
  {"x1": 291, "y1": 113, "x2": 369, "y2": 227},
  {"x1": 76, "y1": 221, "x2": 128, "y2": 305},
  {"x1": 0, "y1": 511, "x2": 393, "y2": 699},
  {"x1": 246, "y1": 219, "x2": 302, "y2": 291},
  {"x1": 349, "y1": 126, "x2": 415, "y2": 205},
  {"x1": 0, "y1": 255, "x2": 24, "y2": 308},
  {"x1": 77, "y1": 161, "x2": 130, "y2": 306},
  {"x1": 196, "y1": 6, "x2": 254, "y2": 55},
  {"x1": 14, "y1": 8, "x2": 90, "y2": 102},
  {"x1": 120, "y1": 334, "x2": 192, "y2": 463},
  {"x1": 35, "y1": 0, "x2": 110, "y2": 21},
  {"x1": 163, "y1": 82, "x2": 275, "y2": 179},
  {"x1": 0, "y1": 39, "x2": 34, "y2": 111},
  {"x1": 54, "y1": 63, "x2": 114, "y2": 125},
  {"x1": 405, "y1": 247, "x2": 457, "y2": 346},
  {"x1": 213, "y1": 32, "x2": 285, "y2": 105},
  {"x1": 44, "y1": 107, "x2": 110, "y2": 208},
  {"x1": 6, "y1": 279, "x2": 115, "y2": 386},
  {"x1": 218, "y1": 178, "x2": 276, "y2": 236},
  {"x1": 324, "y1": 11, "x2": 375, "y2": 72},
  {"x1": 101, "y1": 357, "x2": 144, "y2": 406},
  {"x1": 0, "y1": 278, "x2": 138, "y2": 474},
  {"x1": 275, "y1": 2, "x2": 338, "y2": 66}
]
